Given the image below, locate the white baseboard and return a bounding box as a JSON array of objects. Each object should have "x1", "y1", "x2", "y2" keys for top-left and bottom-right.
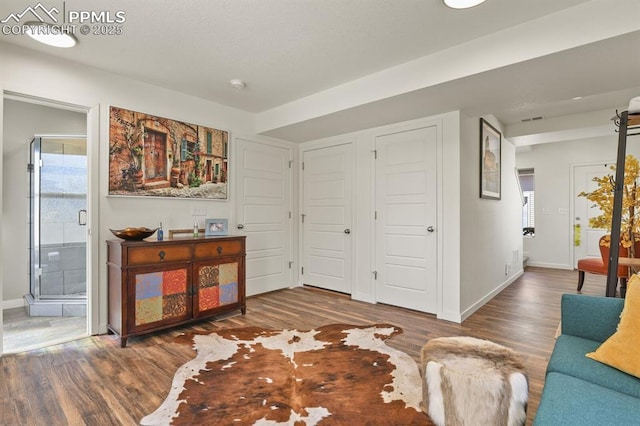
[
  {"x1": 526, "y1": 261, "x2": 573, "y2": 270},
  {"x1": 351, "y1": 292, "x2": 375, "y2": 304},
  {"x1": 97, "y1": 322, "x2": 109, "y2": 335},
  {"x1": 438, "y1": 310, "x2": 462, "y2": 323},
  {"x1": 2, "y1": 298, "x2": 25, "y2": 310},
  {"x1": 460, "y1": 269, "x2": 525, "y2": 322}
]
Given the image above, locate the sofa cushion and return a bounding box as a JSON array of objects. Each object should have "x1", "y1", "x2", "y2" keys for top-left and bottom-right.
[
  {"x1": 547, "y1": 334, "x2": 640, "y2": 399},
  {"x1": 587, "y1": 275, "x2": 640, "y2": 378},
  {"x1": 534, "y1": 372, "x2": 640, "y2": 425},
  {"x1": 561, "y1": 294, "x2": 623, "y2": 342}
]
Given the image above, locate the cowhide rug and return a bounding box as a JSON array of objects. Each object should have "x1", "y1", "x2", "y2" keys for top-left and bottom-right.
[{"x1": 141, "y1": 323, "x2": 432, "y2": 425}]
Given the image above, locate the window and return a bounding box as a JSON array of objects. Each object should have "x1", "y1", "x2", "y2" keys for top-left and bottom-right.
[
  {"x1": 518, "y1": 168, "x2": 535, "y2": 236},
  {"x1": 181, "y1": 139, "x2": 187, "y2": 160},
  {"x1": 181, "y1": 139, "x2": 196, "y2": 161},
  {"x1": 206, "y1": 131, "x2": 212, "y2": 154}
]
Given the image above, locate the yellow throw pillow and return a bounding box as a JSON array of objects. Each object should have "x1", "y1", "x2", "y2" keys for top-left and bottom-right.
[{"x1": 586, "y1": 274, "x2": 640, "y2": 378}]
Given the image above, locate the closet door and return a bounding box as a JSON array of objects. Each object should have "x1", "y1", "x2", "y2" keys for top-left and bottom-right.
[
  {"x1": 235, "y1": 139, "x2": 292, "y2": 296},
  {"x1": 302, "y1": 143, "x2": 353, "y2": 294},
  {"x1": 375, "y1": 126, "x2": 437, "y2": 313}
]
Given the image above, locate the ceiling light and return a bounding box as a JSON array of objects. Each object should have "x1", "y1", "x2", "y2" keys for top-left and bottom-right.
[
  {"x1": 229, "y1": 79, "x2": 246, "y2": 89},
  {"x1": 24, "y1": 22, "x2": 77, "y2": 48},
  {"x1": 444, "y1": 0, "x2": 487, "y2": 9},
  {"x1": 572, "y1": 96, "x2": 583, "y2": 100},
  {"x1": 521, "y1": 116, "x2": 544, "y2": 123}
]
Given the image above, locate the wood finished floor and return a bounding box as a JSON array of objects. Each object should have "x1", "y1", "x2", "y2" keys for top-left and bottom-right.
[{"x1": 0, "y1": 267, "x2": 606, "y2": 425}]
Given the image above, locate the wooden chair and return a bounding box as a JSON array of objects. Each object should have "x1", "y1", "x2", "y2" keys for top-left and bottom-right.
[{"x1": 577, "y1": 235, "x2": 632, "y2": 295}]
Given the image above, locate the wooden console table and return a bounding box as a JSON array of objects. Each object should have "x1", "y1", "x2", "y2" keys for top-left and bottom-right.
[{"x1": 107, "y1": 235, "x2": 246, "y2": 347}]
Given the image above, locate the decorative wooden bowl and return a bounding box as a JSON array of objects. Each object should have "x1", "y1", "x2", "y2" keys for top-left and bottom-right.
[{"x1": 110, "y1": 227, "x2": 158, "y2": 241}]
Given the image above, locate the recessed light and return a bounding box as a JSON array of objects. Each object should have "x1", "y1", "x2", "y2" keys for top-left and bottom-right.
[
  {"x1": 229, "y1": 79, "x2": 246, "y2": 89},
  {"x1": 444, "y1": 0, "x2": 487, "y2": 9},
  {"x1": 572, "y1": 96, "x2": 583, "y2": 100},
  {"x1": 24, "y1": 21, "x2": 77, "y2": 48}
]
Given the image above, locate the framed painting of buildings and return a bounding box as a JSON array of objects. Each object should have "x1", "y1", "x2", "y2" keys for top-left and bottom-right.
[
  {"x1": 109, "y1": 106, "x2": 229, "y2": 199},
  {"x1": 479, "y1": 118, "x2": 501, "y2": 200}
]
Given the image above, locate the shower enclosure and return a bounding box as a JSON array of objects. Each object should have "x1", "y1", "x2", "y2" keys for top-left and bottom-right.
[{"x1": 27, "y1": 136, "x2": 87, "y2": 317}]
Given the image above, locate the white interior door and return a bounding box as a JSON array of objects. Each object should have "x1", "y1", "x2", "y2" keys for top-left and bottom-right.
[
  {"x1": 302, "y1": 143, "x2": 353, "y2": 294},
  {"x1": 573, "y1": 163, "x2": 611, "y2": 267},
  {"x1": 375, "y1": 126, "x2": 437, "y2": 313},
  {"x1": 236, "y1": 139, "x2": 292, "y2": 296}
]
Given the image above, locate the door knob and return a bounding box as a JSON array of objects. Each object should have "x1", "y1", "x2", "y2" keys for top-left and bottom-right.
[
  {"x1": 427, "y1": 226, "x2": 435, "y2": 233},
  {"x1": 237, "y1": 224, "x2": 244, "y2": 229},
  {"x1": 344, "y1": 229, "x2": 351, "y2": 234}
]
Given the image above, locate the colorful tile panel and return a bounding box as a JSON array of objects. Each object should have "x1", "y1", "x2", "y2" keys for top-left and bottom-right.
[
  {"x1": 220, "y1": 282, "x2": 238, "y2": 305},
  {"x1": 199, "y1": 265, "x2": 219, "y2": 289},
  {"x1": 219, "y1": 262, "x2": 238, "y2": 285},
  {"x1": 136, "y1": 296, "x2": 162, "y2": 325},
  {"x1": 135, "y1": 268, "x2": 188, "y2": 326},
  {"x1": 199, "y1": 286, "x2": 220, "y2": 311},
  {"x1": 164, "y1": 293, "x2": 187, "y2": 318},
  {"x1": 197, "y1": 262, "x2": 238, "y2": 310},
  {"x1": 163, "y1": 269, "x2": 187, "y2": 295},
  {"x1": 136, "y1": 272, "x2": 162, "y2": 299}
]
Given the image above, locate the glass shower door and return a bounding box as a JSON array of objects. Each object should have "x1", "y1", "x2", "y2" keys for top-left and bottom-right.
[
  {"x1": 29, "y1": 137, "x2": 42, "y2": 300},
  {"x1": 29, "y1": 137, "x2": 87, "y2": 312}
]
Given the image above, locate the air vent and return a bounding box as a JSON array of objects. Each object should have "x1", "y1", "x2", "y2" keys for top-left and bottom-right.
[{"x1": 521, "y1": 116, "x2": 544, "y2": 123}]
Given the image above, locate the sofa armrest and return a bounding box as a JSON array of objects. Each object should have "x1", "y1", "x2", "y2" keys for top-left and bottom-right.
[{"x1": 561, "y1": 294, "x2": 624, "y2": 342}]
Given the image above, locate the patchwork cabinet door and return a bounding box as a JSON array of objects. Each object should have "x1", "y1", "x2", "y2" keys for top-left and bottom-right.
[
  {"x1": 194, "y1": 260, "x2": 242, "y2": 317},
  {"x1": 128, "y1": 264, "x2": 193, "y2": 334}
]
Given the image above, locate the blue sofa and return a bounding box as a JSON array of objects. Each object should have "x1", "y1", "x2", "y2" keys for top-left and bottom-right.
[{"x1": 534, "y1": 294, "x2": 640, "y2": 425}]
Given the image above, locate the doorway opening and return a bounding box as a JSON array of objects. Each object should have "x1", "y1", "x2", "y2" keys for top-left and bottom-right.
[{"x1": 2, "y1": 95, "x2": 91, "y2": 354}]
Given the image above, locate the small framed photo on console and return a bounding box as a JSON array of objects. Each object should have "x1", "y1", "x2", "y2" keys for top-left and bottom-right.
[{"x1": 205, "y1": 218, "x2": 228, "y2": 236}]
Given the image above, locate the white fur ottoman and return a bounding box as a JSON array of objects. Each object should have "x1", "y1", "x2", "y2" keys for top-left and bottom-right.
[{"x1": 420, "y1": 336, "x2": 528, "y2": 426}]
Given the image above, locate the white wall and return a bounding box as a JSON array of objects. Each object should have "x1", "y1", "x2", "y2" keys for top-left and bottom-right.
[
  {"x1": 459, "y1": 114, "x2": 524, "y2": 320},
  {"x1": 0, "y1": 43, "x2": 294, "y2": 336},
  {"x1": 2, "y1": 100, "x2": 87, "y2": 304},
  {"x1": 439, "y1": 112, "x2": 462, "y2": 321},
  {"x1": 516, "y1": 135, "x2": 640, "y2": 269}
]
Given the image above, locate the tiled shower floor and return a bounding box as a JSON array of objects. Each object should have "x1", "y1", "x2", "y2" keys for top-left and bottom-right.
[{"x1": 2, "y1": 306, "x2": 87, "y2": 354}]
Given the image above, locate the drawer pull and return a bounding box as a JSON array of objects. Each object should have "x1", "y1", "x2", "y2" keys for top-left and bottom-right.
[
  {"x1": 158, "y1": 250, "x2": 166, "y2": 260},
  {"x1": 217, "y1": 246, "x2": 223, "y2": 254}
]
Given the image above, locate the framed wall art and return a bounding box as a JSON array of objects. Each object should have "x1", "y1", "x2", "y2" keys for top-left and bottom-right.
[
  {"x1": 479, "y1": 118, "x2": 501, "y2": 200},
  {"x1": 109, "y1": 106, "x2": 229, "y2": 199},
  {"x1": 205, "y1": 218, "x2": 228, "y2": 236}
]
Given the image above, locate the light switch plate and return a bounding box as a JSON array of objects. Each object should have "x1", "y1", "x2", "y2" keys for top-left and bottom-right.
[{"x1": 191, "y1": 206, "x2": 206, "y2": 216}]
